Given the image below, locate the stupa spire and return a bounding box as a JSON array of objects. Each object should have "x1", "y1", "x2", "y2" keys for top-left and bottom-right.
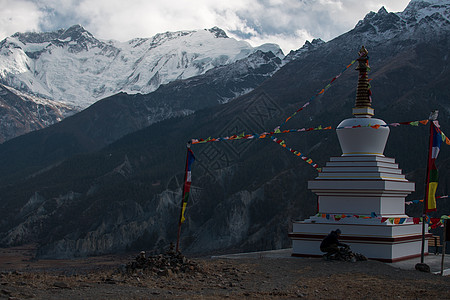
[{"x1": 353, "y1": 46, "x2": 374, "y2": 118}]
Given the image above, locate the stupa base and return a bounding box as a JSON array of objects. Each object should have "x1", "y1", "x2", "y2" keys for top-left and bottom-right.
[{"x1": 289, "y1": 219, "x2": 431, "y2": 262}]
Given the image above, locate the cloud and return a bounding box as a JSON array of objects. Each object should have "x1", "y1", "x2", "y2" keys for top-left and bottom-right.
[
  {"x1": 0, "y1": 0, "x2": 410, "y2": 53},
  {"x1": 0, "y1": 0, "x2": 42, "y2": 38}
]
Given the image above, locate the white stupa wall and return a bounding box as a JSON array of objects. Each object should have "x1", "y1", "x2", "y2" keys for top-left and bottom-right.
[
  {"x1": 336, "y1": 118, "x2": 390, "y2": 156},
  {"x1": 291, "y1": 220, "x2": 426, "y2": 261},
  {"x1": 318, "y1": 196, "x2": 406, "y2": 215},
  {"x1": 290, "y1": 49, "x2": 429, "y2": 262},
  {"x1": 290, "y1": 121, "x2": 429, "y2": 261}
]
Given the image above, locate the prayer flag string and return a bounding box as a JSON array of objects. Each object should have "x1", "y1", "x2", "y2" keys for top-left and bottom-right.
[
  {"x1": 405, "y1": 195, "x2": 448, "y2": 205},
  {"x1": 270, "y1": 136, "x2": 322, "y2": 172},
  {"x1": 191, "y1": 119, "x2": 430, "y2": 145},
  {"x1": 435, "y1": 124, "x2": 450, "y2": 146},
  {"x1": 314, "y1": 212, "x2": 450, "y2": 229},
  {"x1": 191, "y1": 125, "x2": 332, "y2": 145},
  {"x1": 190, "y1": 118, "x2": 436, "y2": 172},
  {"x1": 337, "y1": 119, "x2": 429, "y2": 129},
  {"x1": 273, "y1": 57, "x2": 359, "y2": 132}
]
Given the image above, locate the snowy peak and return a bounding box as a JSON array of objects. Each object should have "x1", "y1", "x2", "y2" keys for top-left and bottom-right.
[
  {"x1": 377, "y1": 6, "x2": 389, "y2": 16},
  {"x1": 55, "y1": 24, "x2": 104, "y2": 53},
  {"x1": 352, "y1": 0, "x2": 450, "y2": 41},
  {"x1": 132, "y1": 26, "x2": 228, "y2": 50},
  {"x1": 12, "y1": 24, "x2": 97, "y2": 46},
  {"x1": 283, "y1": 38, "x2": 325, "y2": 62},
  {"x1": 6, "y1": 25, "x2": 114, "y2": 60},
  {"x1": 400, "y1": 0, "x2": 450, "y2": 24},
  {"x1": 12, "y1": 29, "x2": 64, "y2": 44},
  {"x1": 134, "y1": 30, "x2": 193, "y2": 49},
  {"x1": 0, "y1": 26, "x2": 283, "y2": 108},
  {"x1": 59, "y1": 24, "x2": 92, "y2": 40},
  {"x1": 407, "y1": 0, "x2": 450, "y2": 7},
  {"x1": 301, "y1": 38, "x2": 325, "y2": 49},
  {"x1": 355, "y1": 7, "x2": 404, "y2": 35},
  {"x1": 208, "y1": 26, "x2": 229, "y2": 38}
]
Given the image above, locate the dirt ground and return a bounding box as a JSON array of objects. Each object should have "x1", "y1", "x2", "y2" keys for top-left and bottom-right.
[{"x1": 0, "y1": 245, "x2": 449, "y2": 300}]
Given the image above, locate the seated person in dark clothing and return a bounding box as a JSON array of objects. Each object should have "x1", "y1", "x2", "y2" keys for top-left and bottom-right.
[{"x1": 320, "y1": 229, "x2": 348, "y2": 257}]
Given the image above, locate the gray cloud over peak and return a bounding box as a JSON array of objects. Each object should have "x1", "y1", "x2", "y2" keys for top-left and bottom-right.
[{"x1": 0, "y1": 0, "x2": 410, "y2": 54}]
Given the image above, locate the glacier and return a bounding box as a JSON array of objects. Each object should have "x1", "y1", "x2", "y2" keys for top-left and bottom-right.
[{"x1": 0, "y1": 25, "x2": 283, "y2": 109}]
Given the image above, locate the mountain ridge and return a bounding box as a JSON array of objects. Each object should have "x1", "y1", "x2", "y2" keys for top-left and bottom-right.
[
  {"x1": 0, "y1": 27, "x2": 283, "y2": 143},
  {"x1": 0, "y1": 25, "x2": 283, "y2": 108}
]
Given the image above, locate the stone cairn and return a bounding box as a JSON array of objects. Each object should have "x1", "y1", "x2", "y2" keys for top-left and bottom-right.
[
  {"x1": 325, "y1": 247, "x2": 368, "y2": 262},
  {"x1": 124, "y1": 243, "x2": 204, "y2": 276}
]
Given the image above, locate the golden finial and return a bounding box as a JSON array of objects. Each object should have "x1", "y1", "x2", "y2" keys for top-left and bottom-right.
[
  {"x1": 358, "y1": 46, "x2": 368, "y2": 58},
  {"x1": 353, "y1": 46, "x2": 374, "y2": 117}
]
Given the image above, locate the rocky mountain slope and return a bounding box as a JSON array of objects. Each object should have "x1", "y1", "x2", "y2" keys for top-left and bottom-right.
[
  {"x1": 0, "y1": 0, "x2": 449, "y2": 257},
  {"x1": 0, "y1": 83, "x2": 76, "y2": 143}
]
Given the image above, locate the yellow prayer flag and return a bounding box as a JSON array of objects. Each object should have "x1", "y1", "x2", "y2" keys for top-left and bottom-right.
[
  {"x1": 180, "y1": 202, "x2": 188, "y2": 223},
  {"x1": 427, "y1": 182, "x2": 438, "y2": 211}
]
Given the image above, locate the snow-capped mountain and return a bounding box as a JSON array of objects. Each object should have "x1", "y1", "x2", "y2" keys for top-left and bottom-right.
[
  {"x1": 0, "y1": 25, "x2": 283, "y2": 109},
  {"x1": 352, "y1": 0, "x2": 450, "y2": 42}
]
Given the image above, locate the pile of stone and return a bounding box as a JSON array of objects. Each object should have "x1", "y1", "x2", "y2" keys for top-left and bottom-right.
[
  {"x1": 325, "y1": 247, "x2": 368, "y2": 262},
  {"x1": 124, "y1": 244, "x2": 203, "y2": 276}
]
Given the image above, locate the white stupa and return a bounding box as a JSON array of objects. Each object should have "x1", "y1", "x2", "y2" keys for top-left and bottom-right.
[{"x1": 289, "y1": 46, "x2": 429, "y2": 262}]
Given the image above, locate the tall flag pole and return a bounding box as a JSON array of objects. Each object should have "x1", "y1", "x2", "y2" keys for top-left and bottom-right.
[
  {"x1": 426, "y1": 120, "x2": 442, "y2": 212},
  {"x1": 420, "y1": 110, "x2": 439, "y2": 263},
  {"x1": 176, "y1": 142, "x2": 195, "y2": 253}
]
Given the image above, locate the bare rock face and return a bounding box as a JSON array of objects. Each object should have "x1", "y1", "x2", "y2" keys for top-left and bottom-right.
[{"x1": 0, "y1": 84, "x2": 76, "y2": 143}]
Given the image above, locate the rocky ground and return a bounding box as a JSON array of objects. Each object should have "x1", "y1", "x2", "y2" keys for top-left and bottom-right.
[{"x1": 0, "y1": 245, "x2": 449, "y2": 299}]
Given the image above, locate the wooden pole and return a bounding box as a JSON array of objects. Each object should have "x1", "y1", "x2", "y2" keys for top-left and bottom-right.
[
  {"x1": 441, "y1": 219, "x2": 447, "y2": 276},
  {"x1": 421, "y1": 111, "x2": 438, "y2": 263},
  {"x1": 176, "y1": 144, "x2": 191, "y2": 253},
  {"x1": 176, "y1": 219, "x2": 182, "y2": 253}
]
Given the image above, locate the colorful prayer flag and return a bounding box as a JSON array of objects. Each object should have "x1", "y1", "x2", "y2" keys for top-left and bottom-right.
[
  {"x1": 180, "y1": 148, "x2": 195, "y2": 223},
  {"x1": 426, "y1": 121, "x2": 442, "y2": 212}
]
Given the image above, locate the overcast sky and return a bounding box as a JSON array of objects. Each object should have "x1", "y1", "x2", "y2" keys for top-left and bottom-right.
[{"x1": 0, "y1": 0, "x2": 411, "y2": 54}]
